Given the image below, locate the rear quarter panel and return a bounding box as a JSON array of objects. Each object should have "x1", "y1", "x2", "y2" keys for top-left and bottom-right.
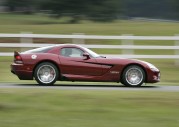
[{"x1": 20, "y1": 53, "x2": 60, "y2": 72}]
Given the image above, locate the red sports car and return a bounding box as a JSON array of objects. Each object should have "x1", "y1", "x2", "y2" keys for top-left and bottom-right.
[{"x1": 11, "y1": 44, "x2": 160, "y2": 87}]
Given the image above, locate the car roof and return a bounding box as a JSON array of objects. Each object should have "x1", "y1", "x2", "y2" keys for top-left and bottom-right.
[
  {"x1": 51, "y1": 44, "x2": 87, "y2": 50},
  {"x1": 54, "y1": 44, "x2": 82, "y2": 48}
]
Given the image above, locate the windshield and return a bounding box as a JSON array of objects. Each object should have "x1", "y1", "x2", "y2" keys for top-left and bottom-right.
[{"x1": 82, "y1": 47, "x2": 100, "y2": 58}]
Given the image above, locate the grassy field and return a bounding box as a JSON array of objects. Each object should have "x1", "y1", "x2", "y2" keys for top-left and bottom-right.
[
  {"x1": 0, "y1": 14, "x2": 179, "y2": 127},
  {"x1": 1, "y1": 13, "x2": 179, "y2": 36},
  {"x1": 0, "y1": 89, "x2": 179, "y2": 127}
]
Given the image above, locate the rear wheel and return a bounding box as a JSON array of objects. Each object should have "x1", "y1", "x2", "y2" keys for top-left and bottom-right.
[
  {"x1": 121, "y1": 65, "x2": 145, "y2": 87},
  {"x1": 34, "y1": 62, "x2": 59, "y2": 85}
]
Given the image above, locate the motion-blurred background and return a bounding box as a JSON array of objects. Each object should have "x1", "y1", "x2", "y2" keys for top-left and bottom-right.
[
  {"x1": 0, "y1": 1, "x2": 179, "y2": 127},
  {"x1": 1, "y1": 0, "x2": 179, "y2": 21}
]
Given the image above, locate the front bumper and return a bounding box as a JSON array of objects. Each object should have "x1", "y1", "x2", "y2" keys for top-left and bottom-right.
[
  {"x1": 147, "y1": 69, "x2": 160, "y2": 83},
  {"x1": 11, "y1": 63, "x2": 33, "y2": 80}
]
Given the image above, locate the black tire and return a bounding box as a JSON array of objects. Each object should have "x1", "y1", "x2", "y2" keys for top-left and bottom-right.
[
  {"x1": 121, "y1": 65, "x2": 145, "y2": 87},
  {"x1": 34, "y1": 62, "x2": 59, "y2": 85}
]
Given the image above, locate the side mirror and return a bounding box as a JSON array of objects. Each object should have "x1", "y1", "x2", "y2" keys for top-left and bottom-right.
[{"x1": 83, "y1": 53, "x2": 90, "y2": 59}]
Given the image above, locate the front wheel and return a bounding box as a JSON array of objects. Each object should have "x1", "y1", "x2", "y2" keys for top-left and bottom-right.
[
  {"x1": 121, "y1": 65, "x2": 146, "y2": 87},
  {"x1": 34, "y1": 62, "x2": 59, "y2": 85}
]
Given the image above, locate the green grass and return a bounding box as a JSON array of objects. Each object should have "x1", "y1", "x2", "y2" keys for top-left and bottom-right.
[
  {"x1": 0, "y1": 14, "x2": 179, "y2": 127},
  {"x1": 0, "y1": 89, "x2": 178, "y2": 127},
  {"x1": 1, "y1": 13, "x2": 179, "y2": 36}
]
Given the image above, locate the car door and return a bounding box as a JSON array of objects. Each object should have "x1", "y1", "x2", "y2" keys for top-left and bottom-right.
[{"x1": 59, "y1": 47, "x2": 103, "y2": 76}]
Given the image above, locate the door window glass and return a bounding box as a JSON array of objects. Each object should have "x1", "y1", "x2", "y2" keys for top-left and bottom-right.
[{"x1": 61, "y1": 48, "x2": 84, "y2": 58}]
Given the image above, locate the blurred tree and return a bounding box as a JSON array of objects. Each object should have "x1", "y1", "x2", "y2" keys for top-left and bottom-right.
[
  {"x1": 121, "y1": 0, "x2": 176, "y2": 19},
  {"x1": 39, "y1": 0, "x2": 120, "y2": 22},
  {"x1": 5, "y1": 0, "x2": 179, "y2": 21},
  {"x1": 122, "y1": 0, "x2": 174, "y2": 18},
  {"x1": 170, "y1": 0, "x2": 179, "y2": 18},
  {"x1": 38, "y1": 0, "x2": 87, "y2": 22},
  {"x1": 86, "y1": 0, "x2": 120, "y2": 21},
  {"x1": 6, "y1": 0, "x2": 35, "y2": 13}
]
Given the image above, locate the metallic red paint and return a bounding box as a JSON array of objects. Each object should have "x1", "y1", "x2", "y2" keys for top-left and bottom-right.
[{"x1": 11, "y1": 44, "x2": 160, "y2": 85}]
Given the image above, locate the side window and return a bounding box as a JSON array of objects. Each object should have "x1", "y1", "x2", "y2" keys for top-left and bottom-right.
[{"x1": 60, "y1": 48, "x2": 84, "y2": 58}]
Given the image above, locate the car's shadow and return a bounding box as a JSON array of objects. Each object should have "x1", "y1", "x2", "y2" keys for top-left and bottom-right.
[{"x1": 16, "y1": 83, "x2": 159, "y2": 88}]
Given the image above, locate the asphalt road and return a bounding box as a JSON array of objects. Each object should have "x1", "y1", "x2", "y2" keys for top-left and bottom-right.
[{"x1": 0, "y1": 83, "x2": 179, "y2": 91}]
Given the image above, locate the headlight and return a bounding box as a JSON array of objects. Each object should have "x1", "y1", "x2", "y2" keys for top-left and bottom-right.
[
  {"x1": 145, "y1": 62, "x2": 159, "y2": 72},
  {"x1": 135, "y1": 60, "x2": 159, "y2": 72},
  {"x1": 150, "y1": 67, "x2": 159, "y2": 72}
]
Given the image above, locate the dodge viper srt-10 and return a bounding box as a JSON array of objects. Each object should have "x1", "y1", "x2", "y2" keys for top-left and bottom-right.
[{"x1": 11, "y1": 44, "x2": 160, "y2": 87}]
